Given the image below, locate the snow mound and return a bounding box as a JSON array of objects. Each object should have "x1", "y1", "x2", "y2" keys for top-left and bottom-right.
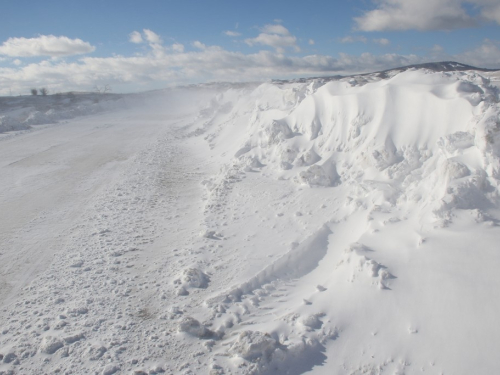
[
  {"x1": 200, "y1": 69, "x2": 500, "y2": 226},
  {"x1": 188, "y1": 69, "x2": 500, "y2": 373}
]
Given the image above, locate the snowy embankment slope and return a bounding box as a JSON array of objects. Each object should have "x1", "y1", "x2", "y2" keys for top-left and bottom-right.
[
  {"x1": 192, "y1": 69, "x2": 500, "y2": 374},
  {"x1": 0, "y1": 68, "x2": 499, "y2": 375}
]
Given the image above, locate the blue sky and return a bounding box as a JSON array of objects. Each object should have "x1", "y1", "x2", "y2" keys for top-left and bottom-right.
[{"x1": 0, "y1": 0, "x2": 499, "y2": 94}]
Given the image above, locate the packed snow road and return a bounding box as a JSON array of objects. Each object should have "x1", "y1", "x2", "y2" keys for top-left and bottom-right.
[
  {"x1": 0, "y1": 111, "x2": 177, "y2": 305},
  {"x1": 0, "y1": 90, "x2": 221, "y2": 374}
]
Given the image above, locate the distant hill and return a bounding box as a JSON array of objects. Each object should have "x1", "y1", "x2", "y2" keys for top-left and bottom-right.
[
  {"x1": 374, "y1": 61, "x2": 499, "y2": 79},
  {"x1": 272, "y1": 61, "x2": 499, "y2": 85}
]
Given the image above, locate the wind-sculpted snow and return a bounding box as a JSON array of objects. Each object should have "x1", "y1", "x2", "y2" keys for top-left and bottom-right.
[
  {"x1": 1, "y1": 68, "x2": 500, "y2": 375},
  {"x1": 202, "y1": 69, "x2": 500, "y2": 227},
  {"x1": 195, "y1": 69, "x2": 500, "y2": 374},
  {"x1": 207, "y1": 225, "x2": 332, "y2": 304}
]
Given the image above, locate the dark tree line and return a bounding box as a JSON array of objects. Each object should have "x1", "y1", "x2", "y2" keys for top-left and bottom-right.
[{"x1": 30, "y1": 88, "x2": 48, "y2": 96}]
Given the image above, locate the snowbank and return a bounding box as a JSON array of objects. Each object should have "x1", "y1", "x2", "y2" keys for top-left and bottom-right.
[
  {"x1": 201, "y1": 69, "x2": 500, "y2": 227},
  {"x1": 193, "y1": 68, "x2": 500, "y2": 374}
]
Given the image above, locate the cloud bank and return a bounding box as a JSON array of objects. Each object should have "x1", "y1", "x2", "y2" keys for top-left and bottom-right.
[
  {"x1": 0, "y1": 44, "x2": 424, "y2": 94},
  {"x1": 0, "y1": 35, "x2": 95, "y2": 57},
  {"x1": 1, "y1": 25, "x2": 499, "y2": 95},
  {"x1": 245, "y1": 24, "x2": 300, "y2": 53}
]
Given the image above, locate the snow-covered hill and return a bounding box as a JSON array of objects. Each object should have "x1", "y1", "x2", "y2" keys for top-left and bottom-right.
[{"x1": 0, "y1": 66, "x2": 499, "y2": 375}]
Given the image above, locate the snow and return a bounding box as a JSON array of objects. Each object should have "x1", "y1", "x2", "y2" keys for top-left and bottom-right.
[
  {"x1": 1, "y1": 68, "x2": 500, "y2": 374},
  {"x1": 0, "y1": 93, "x2": 128, "y2": 136}
]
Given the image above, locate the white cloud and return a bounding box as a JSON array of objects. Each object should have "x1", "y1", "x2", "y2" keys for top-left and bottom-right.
[
  {"x1": 224, "y1": 31, "x2": 241, "y2": 37},
  {"x1": 308, "y1": 39, "x2": 315, "y2": 45},
  {"x1": 193, "y1": 41, "x2": 206, "y2": 50},
  {"x1": 129, "y1": 31, "x2": 143, "y2": 44},
  {"x1": 479, "y1": 0, "x2": 500, "y2": 24},
  {"x1": 340, "y1": 35, "x2": 368, "y2": 44},
  {"x1": 245, "y1": 24, "x2": 299, "y2": 53},
  {"x1": 12, "y1": 59, "x2": 22, "y2": 66},
  {"x1": 355, "y1": 0, "x2": 500, "y2": 31},
  {"x1": 432, "y1": 44, "x2": 444, "y2": 52},
  {"x1": 143, "y1": 29, "x2": 162, "y2": 44},
  {"x1": 425, "y1": 39, "x2": 500, "y2": 68},
  {"x1": 260, "y1": 24, "x2": 290, "y2": 36},
  {"x1": 129, "y1": 29, "x2": 167, "y2": 57},
  {"x1": 355, "y1": 0, "x2": 475, "y2": 31},
  {"x1": 456, "y1": 39, "x2": 500, "y2": 68},
  {"x1": 172, "y1": 43, "x2": 184, "y2": 53},
  {"x1": 0, "y1": 35, "x2": 95, "y2": 57},
  {"x1": 373, "y1": 38, "x2": 390, "y2": 45}
]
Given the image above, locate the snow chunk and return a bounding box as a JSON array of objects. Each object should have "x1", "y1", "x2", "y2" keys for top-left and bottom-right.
[
  {"x1": 229, "y1": 331, "x2": 278, "y2": 360},
  {"x1": 266, "y1": 120, "x2": 293, "y2": 144},
  {"x1": 67, "y1": 306, "x2": 88, "y2": 316},
  {"x1": 298, "y1": 163, "x2": 339, "y2": 187},
  {"x1": 69, "y1": 259, "x2": 84, "y2": 268},
  {"x1": 63, "y1": 332, "x2": 84, "y2": 344},
  {"x1": 39, "y1": 336, "x2": 64, "y2": 354},
  {"x1": 85, "y1": 345, "x2": 107, "y2": 361},
  {"x1": 438, "y1": 131, "x2": 475, "y2": 154},
  {"x1": 102, "y1": 364, "x2": 120, "y2": 375},
  {"x1": 181, "y1": 268, "x2": 209, "y2": 288},
  {"x1": 300, "y1": 314, "x2": 324, "y2": 330},
  {"x1": 280, "y1": 148, "x2": 298, "y2": 167},
  {"x1": 370, "y1": 138, "x2": 403, "y2": 171},
  {"x1": 442, "y1": 160, "x2": 471, "y2": 181},
  {"x1": 295, "y1": 149, "x2": 321, "y2": 167},
  {"x1": 201, "y1": 230, "x2": 221, "y2": 239},
  {"x1": 178, "y1": 317, "x2": 216, "y2": 339}
]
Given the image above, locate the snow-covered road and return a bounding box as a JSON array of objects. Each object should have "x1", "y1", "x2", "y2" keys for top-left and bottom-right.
[
  {"x1": 0, "y1": 94, "x2": 223, "y2": 374},
  {"x1": 0, "y1": 106, "x2": 194, "y2": 305},
  {"x1": 0, "y1": 110, "x2": 181, "y2": 305}
]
